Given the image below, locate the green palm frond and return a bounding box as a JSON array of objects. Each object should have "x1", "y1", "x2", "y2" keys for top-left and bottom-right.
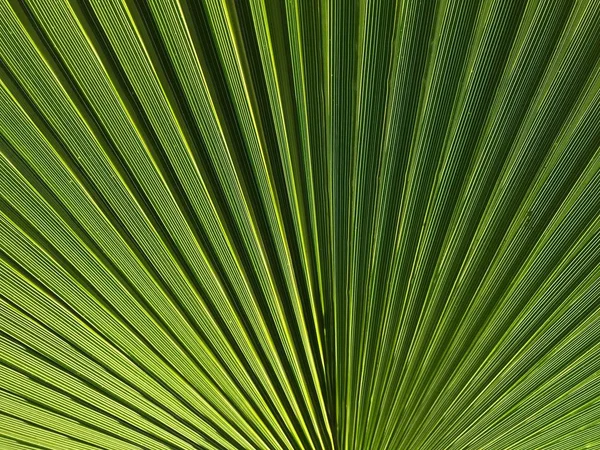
[{"x1": 1, "y1": 0, "x2": 600, "y2": 449}]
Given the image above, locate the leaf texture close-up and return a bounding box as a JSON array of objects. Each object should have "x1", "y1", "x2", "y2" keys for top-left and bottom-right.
[{"x1": 1, "y1": 0, "x2": 600, "y2": 449}]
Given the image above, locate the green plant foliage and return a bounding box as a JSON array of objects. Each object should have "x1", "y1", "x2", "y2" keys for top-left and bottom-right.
[{"x1": 1, "y1": 0, "x2": 600, "y2": 448}]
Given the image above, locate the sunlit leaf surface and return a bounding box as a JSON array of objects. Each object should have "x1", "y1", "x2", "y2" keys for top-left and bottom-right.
[{"x1": 1, "y1": 0, "x2": 600, "y2": 448}]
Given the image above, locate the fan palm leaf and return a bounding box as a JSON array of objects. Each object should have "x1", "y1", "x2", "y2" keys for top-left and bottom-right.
[{"x1": 1, "y1": 0, "x2": 600, "y2": 448}]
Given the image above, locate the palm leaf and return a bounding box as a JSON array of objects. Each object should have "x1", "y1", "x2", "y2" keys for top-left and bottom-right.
[{"x1": 1, "y1": 0, "x2": 600, "y2": 448}]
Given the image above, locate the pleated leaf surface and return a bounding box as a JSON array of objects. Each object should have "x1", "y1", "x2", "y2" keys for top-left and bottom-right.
[{"x1": 1, "y1": 0, "x2": 600, "y2": 449}]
